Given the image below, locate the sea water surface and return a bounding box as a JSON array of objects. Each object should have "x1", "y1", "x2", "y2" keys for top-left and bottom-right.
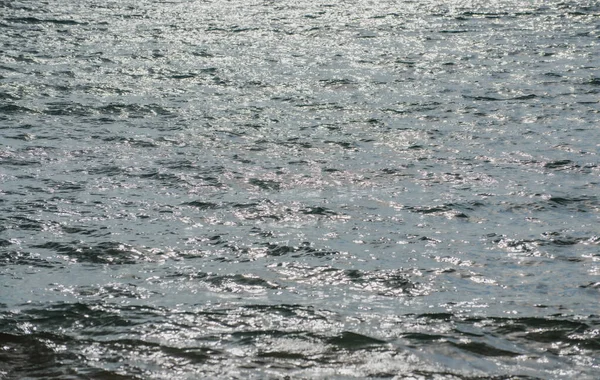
[{"x1": 1, "y1": 0, "x2": 599, "y2": 378}]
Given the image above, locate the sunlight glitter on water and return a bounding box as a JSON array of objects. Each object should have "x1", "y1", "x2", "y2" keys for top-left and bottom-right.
[{"x1": 1, "y1": 0, "x2": 600, "y2": 378}]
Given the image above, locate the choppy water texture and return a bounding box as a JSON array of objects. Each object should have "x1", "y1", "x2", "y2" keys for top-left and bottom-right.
[{"x1": 1, "y1": 0, "x2": 599, "y2": 378}]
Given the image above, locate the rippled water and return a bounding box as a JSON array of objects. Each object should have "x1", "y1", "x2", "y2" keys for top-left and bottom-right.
[{"x1": 1, "y1": 0, "x2": 599, "y2": 378}]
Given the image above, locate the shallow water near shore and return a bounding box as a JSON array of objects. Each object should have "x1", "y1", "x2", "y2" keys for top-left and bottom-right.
[{"x1": 1, "y1": 0, "x2": 599, "y2": 378}]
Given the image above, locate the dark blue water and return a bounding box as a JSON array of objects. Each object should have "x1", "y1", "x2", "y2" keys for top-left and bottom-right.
[{"x1": 1, "y1": 0, "x2": 599, "y2": 378}]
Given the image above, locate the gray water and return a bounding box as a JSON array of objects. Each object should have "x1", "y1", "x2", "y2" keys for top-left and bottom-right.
[{"x1": 1, "y1": 0, "x2": 599, "y2": 378}]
